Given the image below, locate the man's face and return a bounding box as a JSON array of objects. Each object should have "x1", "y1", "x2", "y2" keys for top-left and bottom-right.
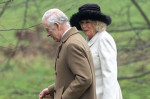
[{"x1": 43, "y1": 21, "x2": 61, "y2": 42}]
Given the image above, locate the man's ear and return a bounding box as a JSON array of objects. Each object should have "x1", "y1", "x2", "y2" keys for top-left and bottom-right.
[{"x1": 54, "y1": 22, "x2": 61, "y2": 30}]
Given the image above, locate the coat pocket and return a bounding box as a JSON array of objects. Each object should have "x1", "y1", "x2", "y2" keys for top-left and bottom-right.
[{"x1": 54, "y1": 86, "x2": 64, "y2": 99}]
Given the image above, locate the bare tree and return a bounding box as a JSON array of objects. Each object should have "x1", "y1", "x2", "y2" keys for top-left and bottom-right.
[
  {"x1": 131, "y1": 0, "x2": 150, "y2": 28},
  {"x1": 0, "y1": 0, "x2": 12, "y2": 18}
]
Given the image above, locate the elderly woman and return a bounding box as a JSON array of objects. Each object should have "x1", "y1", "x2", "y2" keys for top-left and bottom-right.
[{"x1": 70, "y1": 3, "x2": 123, "y2": 99}]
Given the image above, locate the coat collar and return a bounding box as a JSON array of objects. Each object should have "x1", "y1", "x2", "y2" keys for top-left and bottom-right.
[
  {"x1": 56, "y1": 27, "x2": 78, "y2": 59},
  {"x1": 87, "y1": 31, "x2": 105, "y2": 47},
  {"x1": 61, "y1": 27, "x2": 78, "y2": 43}
]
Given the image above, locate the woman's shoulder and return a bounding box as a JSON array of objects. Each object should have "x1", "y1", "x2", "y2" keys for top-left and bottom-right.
[{"x1": 97, "y1": 31, "x2": 114, "y2": 41}]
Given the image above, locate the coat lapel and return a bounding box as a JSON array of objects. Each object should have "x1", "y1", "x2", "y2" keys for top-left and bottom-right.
[
  {"x1": 87, "y1": 32, "x2": 100, "y2": 47},
  {"x1": 55, "y1": 42, "x2": 62, "y2": 70},
  {"x1": 55, "y1": 27, "x2": 78, "y2": 70},
  {"x1": 61, "y1": 27, "x2": 78, "y2": 43}
]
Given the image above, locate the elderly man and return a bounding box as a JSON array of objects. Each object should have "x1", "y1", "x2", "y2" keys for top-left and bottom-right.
[{"x1": 39, "y1": 8, "x2": 96, "y2": 99}]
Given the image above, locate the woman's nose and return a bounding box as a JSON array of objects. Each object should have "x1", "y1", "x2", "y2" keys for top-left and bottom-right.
[{"x1": 81, "y1": 23, "x2": 86, "y2": 28}]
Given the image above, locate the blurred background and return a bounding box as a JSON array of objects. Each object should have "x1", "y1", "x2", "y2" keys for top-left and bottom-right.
[{"x1": 0, "y1": 0, "x2": 150, "y2": 99}]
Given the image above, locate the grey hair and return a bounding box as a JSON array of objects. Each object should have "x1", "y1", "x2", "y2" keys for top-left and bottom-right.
[
  {"x1": 94, "y1": 21, "x2": 107, "y2": 32},
  {"x1": 42, "y1": 8, "x2": 70, "y2": 28}
]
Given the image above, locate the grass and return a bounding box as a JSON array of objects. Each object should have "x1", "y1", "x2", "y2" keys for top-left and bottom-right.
[
  {"x1": 0, "y1": 54, "x2": 150, "y2": 99},
  {"x1": 0, "y1": 55, "x2": 55, "y2": 99},
  {"x1": 118, "y1": 59, "x2": 150, "y2": 99},
  {"x1": 120, "y1": 80, "x2": 150, "y2": 99}
]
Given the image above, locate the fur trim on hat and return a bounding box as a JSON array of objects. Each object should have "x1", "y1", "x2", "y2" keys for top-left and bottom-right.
[{"x1": 70, "y1": 4, "x2": 112, "y2": 30}]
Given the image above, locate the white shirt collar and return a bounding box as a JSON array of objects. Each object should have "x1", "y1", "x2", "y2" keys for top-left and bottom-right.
[{"x1": 61, "y1": 27, "x2": 71, "y2": 39}]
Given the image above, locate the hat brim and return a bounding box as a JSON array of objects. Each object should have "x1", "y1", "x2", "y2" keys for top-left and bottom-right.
[{"x1": 70, "y1": 11, "x2": 111, "y2": 30}]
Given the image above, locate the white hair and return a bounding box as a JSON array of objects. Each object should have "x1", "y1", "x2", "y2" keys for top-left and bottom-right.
[{"x1": 42, "y1": 8, "x2": 70, "y2": 28}]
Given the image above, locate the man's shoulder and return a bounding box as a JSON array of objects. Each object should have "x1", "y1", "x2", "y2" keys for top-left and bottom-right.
[
  {"x1": 67, "y1": 33, "x2": 85, "y2": 44},
  {"x1": 66, "y1": 33, "x2": 90, "y2": 51}
]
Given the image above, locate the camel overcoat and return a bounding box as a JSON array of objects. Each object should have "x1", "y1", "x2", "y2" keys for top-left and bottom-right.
[{"x1": 48, "y1": 27, "x2": 96, "y2": 99}]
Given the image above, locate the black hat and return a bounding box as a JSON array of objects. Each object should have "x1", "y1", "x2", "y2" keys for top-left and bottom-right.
[{"x1": 70, "y1": 3, "x2": 112, "y2": 30}]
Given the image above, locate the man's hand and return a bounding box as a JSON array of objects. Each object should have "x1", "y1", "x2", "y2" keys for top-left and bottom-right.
[{"x1": 39, "y1": 88, "x2": 52, "y2": 99}]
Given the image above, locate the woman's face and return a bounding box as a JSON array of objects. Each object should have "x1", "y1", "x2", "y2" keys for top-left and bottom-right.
[{"x1": 79, "y1": 20, "x2": 96, "y2": 40}]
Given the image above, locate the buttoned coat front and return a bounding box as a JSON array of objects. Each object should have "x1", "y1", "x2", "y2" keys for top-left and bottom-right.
[
  {"x1": 48, "y1": 27, "x2": 96, "y2": 99},
  {"x1": 87, "y1": 31, "x2": 123, "y2": 99}
]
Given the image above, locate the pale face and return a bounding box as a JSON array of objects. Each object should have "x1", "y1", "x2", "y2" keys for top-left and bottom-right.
[
  {"x1": 43, "y1": 21, "x2": 61, "y2": 42},
  {"x1": 79, "y1": 20, "x2": 96, "y2": 40}
]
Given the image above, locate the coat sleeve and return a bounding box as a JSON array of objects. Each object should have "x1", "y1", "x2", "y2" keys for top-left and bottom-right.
[
  {"x1": 62, "y1": 43, "x2": 93, "y2": 99},
  {"x1": 48, "y1": 83, "x2": 55, "y2": 98},
  {"x1": 98, "y1": 35, "x2": 118, "y2": 99}
]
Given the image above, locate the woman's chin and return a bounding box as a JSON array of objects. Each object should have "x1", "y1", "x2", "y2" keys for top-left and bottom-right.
[{"x1": 84, "y1": 32, "x2": 90, "y2": 37}]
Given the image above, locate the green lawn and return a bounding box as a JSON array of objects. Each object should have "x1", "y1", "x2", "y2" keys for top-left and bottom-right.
[{"x1": 0, "y1": 55, "x2": 55, "y2": 99}]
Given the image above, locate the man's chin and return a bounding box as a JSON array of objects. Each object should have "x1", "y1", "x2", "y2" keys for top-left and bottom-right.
[{"x1": 54, "y1": 39, "x2": 59, "y2": 42}]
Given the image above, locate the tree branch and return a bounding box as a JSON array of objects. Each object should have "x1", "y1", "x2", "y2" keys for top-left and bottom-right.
[
  {"x1": 109, "y1": 26, "x2": 150, "y2": 33},
  {"x1": 0, "y1": 0, "x2": 10, "y2": 18},
  {"x1": 22, "y1": 0, "x2": 29, "y2": 28},
  {"x1": 0, "y1": 0, "x2": 12, "y2": 4},
  {"x1": 0, "y1": 23, "x2": 42, "y2": 31},
  {"x1": 131, "y1": 0, "x2": 150, "y2": 28},
  {"x1": 118, "y1": 71, "x2": 150, "y2": 80}
]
